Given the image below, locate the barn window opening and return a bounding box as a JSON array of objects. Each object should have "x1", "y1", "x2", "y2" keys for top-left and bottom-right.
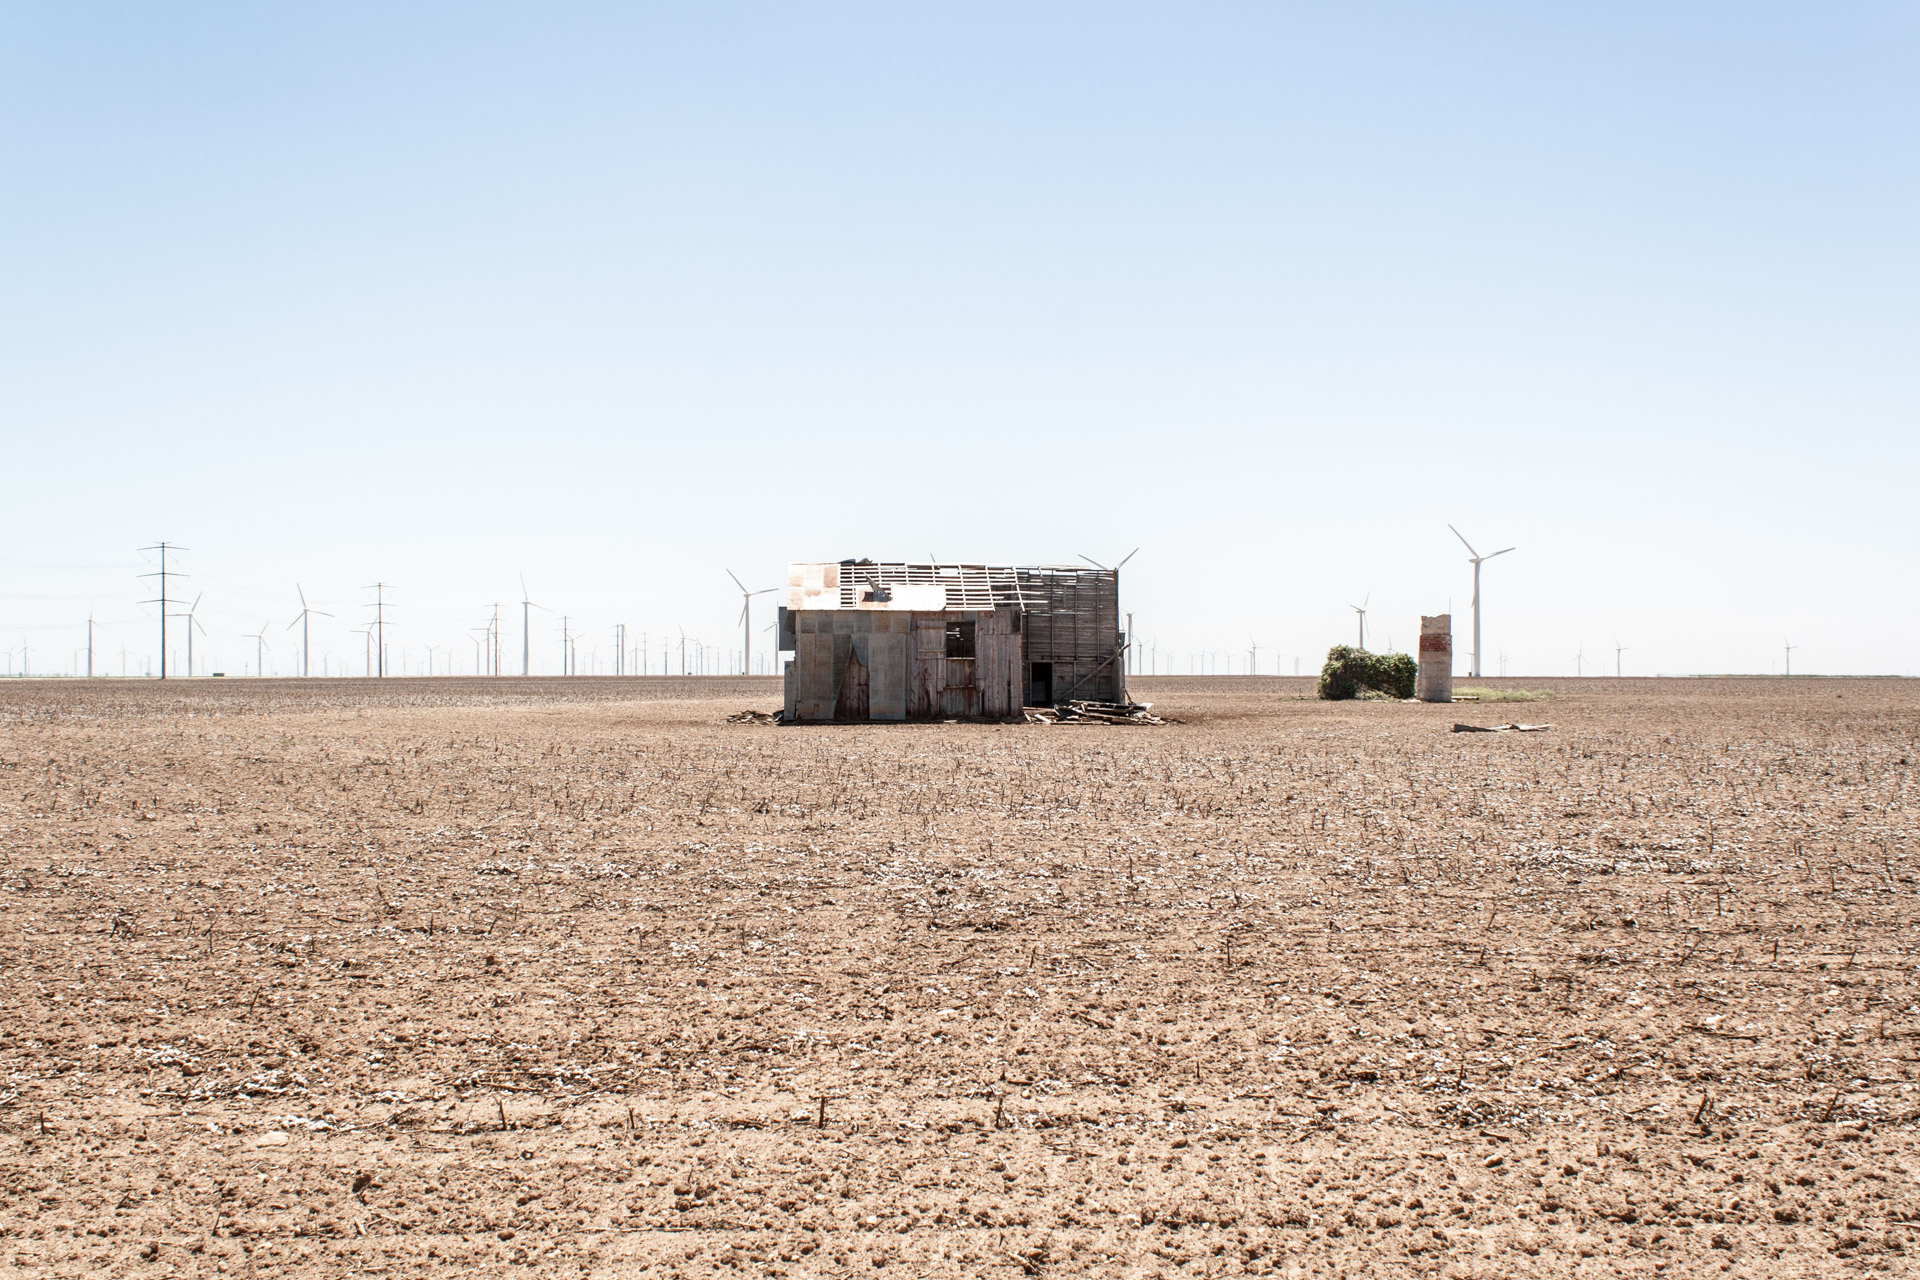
[{"x1": 945, "y1": 620, "x2": 976, "y2": 659}]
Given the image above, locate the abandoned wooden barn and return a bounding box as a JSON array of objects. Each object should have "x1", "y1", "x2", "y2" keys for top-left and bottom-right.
[{"x1": 778, "y1": 560, "x2": 1127, "y2": 721}]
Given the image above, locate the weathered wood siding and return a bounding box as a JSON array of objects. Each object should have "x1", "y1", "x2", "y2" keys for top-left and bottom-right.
[
  {"x1": 785, "y1": 606, "x2": 1023, "y2": 721},
  {"x1": 1016, "y1": 568, "x2": 1125, "y2": 704}
]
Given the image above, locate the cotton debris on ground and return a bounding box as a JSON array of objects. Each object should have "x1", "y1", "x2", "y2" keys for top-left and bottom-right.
[{"x1": 0, "y1": 673, "x2": 1913, "y2": 1277}]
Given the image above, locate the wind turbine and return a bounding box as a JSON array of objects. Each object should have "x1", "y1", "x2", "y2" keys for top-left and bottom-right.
[
  {"x1": 1079, "y1": 547, "x2": 1140, "y2": 578},
  {"x1": 1449, "y1": 524, "x2": 1514, "y2": 679},
  {"x1": 183, "y1": 593, "x2": 208, "y2": 678},
  {"x1": 1350, "y1": 594, "x2": 1369, "y2": 650},
  {"x1": 1614, "y1": 639, "x2": 1628, "y2": 678},
  {"x1": 287, "y1": 585, "x2": 332, "y2": 678},
  {"x1": 245, "y1": 621, "x2": 271, "y2": 678},
  {"x1": 1784, "y1": 639, "x2": 1795, "y2": 677},
  {"x1": 727, "y1": 570, "x2": 777, "y2": 677},
  {"x1": 519, "y1": 576, "x2": 547, "y2": 676}
]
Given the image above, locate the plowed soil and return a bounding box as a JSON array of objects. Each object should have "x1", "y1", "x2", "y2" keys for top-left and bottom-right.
[{"x1": 1, "y1": 675, "x2": 1915, "y2": 1277}]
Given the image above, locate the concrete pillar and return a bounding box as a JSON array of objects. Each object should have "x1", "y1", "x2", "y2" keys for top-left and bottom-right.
[{"x1": 1417, "y1": 615, "x2": 1453, "y2": 703}]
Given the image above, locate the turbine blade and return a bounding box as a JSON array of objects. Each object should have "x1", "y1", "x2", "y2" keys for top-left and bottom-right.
[
  {"x1": 1116, "y1": 547, "x2": 1140, "y2": 569},
  {"x1": 1448, "y1": 524, "x2": 1478, "y2": 557},
  {"x1": 1486, "y1": 546, "x2": 1515, "y2": 559},
  {"x1": 1078, "y1": 554, "x2": 1107, "y2": 569},
  {"x1": 726, "y1": 568, "x2": 748, "y2": 593}
]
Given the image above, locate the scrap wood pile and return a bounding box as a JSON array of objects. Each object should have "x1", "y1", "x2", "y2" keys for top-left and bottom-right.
[
  {"x1": 726, "y1": 709, "x2": 784, "y2": 724},
  {"x1": 1026, "y1": 699, "x2": 1169, "y2": 725},
  {"x1": 1451, "y1": 721, "x2": 1551, "y2": 733}
]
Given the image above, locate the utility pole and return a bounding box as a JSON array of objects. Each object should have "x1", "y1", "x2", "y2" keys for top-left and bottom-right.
[
  {"x1": 366, "y1": 583, "x2": 391, "y2": 677},
  {"x1": 138, "y1": 542, "x2": 184, "y2": 679}
]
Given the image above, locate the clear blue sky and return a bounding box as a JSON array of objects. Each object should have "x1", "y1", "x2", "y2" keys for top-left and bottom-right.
[{"x1": 4, "y1": 4, "x2": 1915, "y2": 676}]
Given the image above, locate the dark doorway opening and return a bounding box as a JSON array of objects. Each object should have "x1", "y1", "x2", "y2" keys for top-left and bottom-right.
[
  {"x1": 945, "y1": 620, "x2": 976, "y2": 659},
  {"x1": 1028, "y1": 661, "x2": 1054, "y2": 706}
]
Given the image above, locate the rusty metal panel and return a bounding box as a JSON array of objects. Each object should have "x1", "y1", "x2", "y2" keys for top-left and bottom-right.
[
  {"x1": 835, "y1": 640, "x2": 869, "y2": 719},
  {"x1": 868, "y1": 632, "x2": 907, "y2": 720},
  {"x1": 942, "y1": 683, "x2": 980, "y2": 717},
  {"x1": 795, "y1": 634, "x2": 836, "y2": 721},
  {"x1": 909, "y1": 619, "x2": 945, "y2": 718}
]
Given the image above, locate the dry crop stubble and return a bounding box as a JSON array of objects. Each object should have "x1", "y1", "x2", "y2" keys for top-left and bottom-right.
[{"x1": 0, "y1": 674, "x2": 1916, "y2": 1277}]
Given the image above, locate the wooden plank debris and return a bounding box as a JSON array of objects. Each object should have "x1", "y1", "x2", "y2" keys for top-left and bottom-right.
[
  {"x1": 1451, "y1": 722, "x2": 1551, "y2": 734},
  {"x1": 1026, "y1": 700, "x2": 1169, "y2": 726}
]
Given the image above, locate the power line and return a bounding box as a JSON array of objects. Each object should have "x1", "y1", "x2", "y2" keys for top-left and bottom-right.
[{"x1": 137, "y1": 542, "x2": 186, "y2": 680}]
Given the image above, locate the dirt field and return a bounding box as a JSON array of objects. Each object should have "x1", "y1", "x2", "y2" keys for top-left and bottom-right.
[{"x1": 2, "y1": 674, "x2": 1916, "y2": 1277}]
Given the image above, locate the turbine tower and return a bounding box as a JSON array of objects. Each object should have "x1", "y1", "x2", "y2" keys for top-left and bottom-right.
[
  {"x1": 520, "y1": 576, "x2": 543, "y2": 676},
  {"x1": 1350, "y1": 594, "x2": 1369, "y2": 650},
  {"x1": 287, "y1": 585, "x2": 332, "y2": 678},
  {"x1": 1784, "y1": 639, "x2": 1795, "y2": 677},
  {"x1": 245, "y1": 622, "x2": 271, "y2": 678},
  {"x1": 1614, "y1": 639, "x2": 1628, "y2": 677},
  {"x1": 1448, "y1": 524, "x2": 1514, "y2": 679},
  {"x1": 182, "y1": 593, "x2": 207, "y2": 678},
  {"x1": 727, "y1": 570, "x2": 777, "y2": 677}
]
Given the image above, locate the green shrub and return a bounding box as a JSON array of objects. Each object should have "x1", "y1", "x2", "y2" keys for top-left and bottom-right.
[{"x1": 1317, "y1": 646, "x2": 1417, "y2": 701}]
